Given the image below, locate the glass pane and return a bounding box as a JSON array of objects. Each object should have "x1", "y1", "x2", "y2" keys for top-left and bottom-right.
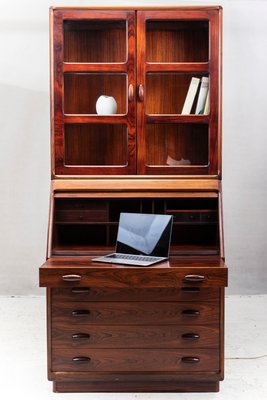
[
  {"x1": 146, "y1": 73, "x2": 209, "y2": 115},
  {"x1": 145, "y1": 123, "x2": 208, "y2": 166},
  {"x1": 64, "y1": 20, "x2": 127, "y2": 62},
  {"x1": 64, "y1": 73, "x2": 127, "y2": 114},
  {"x1": 64, "y1": 124, "x2": 128, "y2": 166},
  {"x1": 146, "y1": 20, "x2": 209, "y2": 62}
]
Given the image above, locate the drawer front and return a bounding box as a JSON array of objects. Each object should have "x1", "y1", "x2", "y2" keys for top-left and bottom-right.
[
  {"x1": 40, "y1": 265, "x2": 228, "y2": 288},
  {"x1": 52, "y1": 348, "x2": 219, "y2": 372},
  {"x1": 55, "y1": 210, "x2": 108, "y2": 223},
  {"x1": 52, "y1": 324, "x2": 219, "y2": 349},
  {"x1": 52, "y1": 287, "x2": 220, "y2": 302},
  {"x1": 52, "y1": 301, "x2": 219, "y2": 325},
  {"x1": 167, "y1": 211, "x2": 217, "y2": 223}
]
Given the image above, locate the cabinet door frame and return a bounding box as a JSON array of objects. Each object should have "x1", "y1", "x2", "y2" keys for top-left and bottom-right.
[
  {"x1": 136, "y1": 9, "x2": 222, "y2": 176},
  {"x1": 51, "y1": 9, "x2": 136, "y2": 177}
]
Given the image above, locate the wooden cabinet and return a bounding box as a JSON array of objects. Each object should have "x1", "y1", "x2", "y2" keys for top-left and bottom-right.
[
  {"x1": 51, "y1": 7, "x2": 221, "y2": 177},
  {"x1": 40, "y1": 6, "x2": 227, "y2": 393}
]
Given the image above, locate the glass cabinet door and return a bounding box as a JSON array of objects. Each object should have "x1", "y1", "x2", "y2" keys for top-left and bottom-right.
[
  {"x1": 137, "y1": 10, "x2": 221, "y2": 176},
  {"x1": 52, "y1": 10, "x2": 136, "y2": 176}
]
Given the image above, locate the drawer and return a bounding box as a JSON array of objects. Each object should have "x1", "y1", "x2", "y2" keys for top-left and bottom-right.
[
  {"x1": 52, "y1": 348, "x2": 219, "y2": 372},
  {"x1": 55, "y1": 210, "x2": 108, "y2": 223},
  {"x1": 52, "y1": 287, "x2": 220, "y2": 302},
  {"x1": 52, "y1": 324, "x2": 219, "y2": 349},
  {"x1": 52, "y1": 301, "x2": 219, "y2": 325},
  {"x1": 167, "y1": 211, "x2": 217, "y2": 223},
  {"x1": 55, "y1": 199, "x2": 108, "y2": 212},
  {"x1": 40, "y1": 258, "x2": 228, "y2": 288}
]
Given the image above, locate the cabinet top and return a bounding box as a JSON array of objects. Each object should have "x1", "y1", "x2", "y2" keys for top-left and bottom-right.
[{"x1": 50, "y1": 6, "x2": 223, "y2": 11}]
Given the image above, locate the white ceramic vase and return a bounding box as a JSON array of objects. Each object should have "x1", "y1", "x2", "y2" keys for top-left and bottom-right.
[{"x1": 96, "y1": 95, "x2": 117, "y2": 115}]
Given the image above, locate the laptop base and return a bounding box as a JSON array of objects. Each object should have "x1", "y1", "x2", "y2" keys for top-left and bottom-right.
[{"x1": 92, "y1": 253, "x2": 167, "y2": 266}]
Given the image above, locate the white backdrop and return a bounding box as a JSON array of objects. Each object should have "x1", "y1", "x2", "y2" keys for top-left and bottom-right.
[{"x1": 0, "y1": 0, "x2": 267, "y2": 295}]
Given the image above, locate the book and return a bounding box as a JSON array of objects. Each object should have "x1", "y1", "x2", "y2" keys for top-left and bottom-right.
[
  {"x1": 203, "y1": 89, "x2": 210, "y2": 115},
  {"x1": 195, "y1": 77, "x2": 209, "y2": 114},
  {"x1": 181, "y1": 77, "x2": 200, "y2": 115}
]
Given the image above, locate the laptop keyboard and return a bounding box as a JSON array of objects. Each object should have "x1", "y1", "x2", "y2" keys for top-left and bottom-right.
[{"x1": 106, "y1": 253, "x2": 162, "y2": 262}]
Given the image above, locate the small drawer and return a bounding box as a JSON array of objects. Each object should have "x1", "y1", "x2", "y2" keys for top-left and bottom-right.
[
  {"x1": 169, "y1": 211, "x2": 201, "y2": 223},
  {"x1": 52, "y1": 324, "x2": 219, "y2": 349},
  {"x1": 52, "y1": 301, "x2": 219, "y2": 326},
  {"x1": 200, "y1": 211, "x2": 217, "y2": 223},
  {"x1": 52, "y1": 287, "x2": 220, "y2": 302},
  {"x1": 52, "y1": 348, "x2": 219, "y2": 372},
  {"x1": 167, "y1": 211, "x2": 217, "y2": 224},
  {"x1": 55, "y1": 199, "x2": 108, "y2": 211},
  {"x1": 55, "y1": 210, "x2": 108, "y2": 223}
]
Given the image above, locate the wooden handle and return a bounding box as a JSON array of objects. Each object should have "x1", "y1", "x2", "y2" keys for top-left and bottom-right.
[
  {"x1": 182, "y1": 333, "x2": 200, "y2": 340},
  {"x1": 138, "y1": 84, "x2": 144, "y2": 101},
  {"x1": 181, "y1": 287, "x2": 200, "y2": 293},
  {"x1": 62, "y1": 274, "x2": 81, "y2": 282},
  {"x1": 182, "y1": 309, "x2": 200, "y2": 316},
  {"x1": 184, "y1": 274, "x2": 205, "y2": 283},
  {"x1": 72, "y1": 333, "x2": 90, "y2": 340},
  {"x1": 128, "y1": 83, "x2": 134, "y2": 101},
  {"x1": 72, "y1": 309, "x2": 90, "y2": 316},
  {"x1": 71, "y1": 287, "x2": 90, "y2": 294},
  {"x1": 72, "y1": 356, "x2": 91, "y2": 363},
  {"x1": 182, "y1": 357, "x2": 200, "y2": 364}
]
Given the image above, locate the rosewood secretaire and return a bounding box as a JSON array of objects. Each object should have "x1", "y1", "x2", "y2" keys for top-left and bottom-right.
[{"x1": 39, "y1": 6, "x2": 228, "y2": 393}]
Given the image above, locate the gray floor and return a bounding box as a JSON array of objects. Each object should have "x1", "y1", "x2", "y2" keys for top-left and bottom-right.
[{"x1": 0, "y1": 295, "x2": 266, "y2": 399}]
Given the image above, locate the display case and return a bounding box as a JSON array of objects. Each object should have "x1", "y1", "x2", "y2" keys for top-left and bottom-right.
[{"x1": 51, "y1": 7, "x2": 221, "y2": 176}]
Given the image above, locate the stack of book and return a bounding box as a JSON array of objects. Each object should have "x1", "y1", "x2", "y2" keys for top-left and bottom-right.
[{"x1": 181, "y1": 77, "x2": 210, "y2": 115}]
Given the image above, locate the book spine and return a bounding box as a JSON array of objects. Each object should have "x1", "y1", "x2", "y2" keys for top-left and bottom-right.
[
  {"x1": 195, "y1": 77, "x2": 209, "y2": 114},
  {"x1": 203, "y1": 89, "x2": 210, "y2": 115},
  {"x1": 181, "y1": 77, "x2": 200, "y2": 115}
]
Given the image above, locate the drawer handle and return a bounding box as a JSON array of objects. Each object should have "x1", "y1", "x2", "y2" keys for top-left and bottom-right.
[
  {"x1": 72, "y1": 333, "x2": 90, "y2": 340},
  {"x1": 181, "y1": 287, "x2": 200, "y2": 293},
  {"x1": 72, "y1": 310, "x2": 90, "y2": 317},
  {"x1": 71, "y1": 287, "x2": 90, "y2": 294},
  {"x1": 182, "y1": 357, "x2": 200, "y2": 364},
  {"x1": 184, "y1": 275, "x2": 205, "y2": 283},
  {"x1": 72, "y1": 356, "x2": 91, "y2": 363},
  {"x1": 138, "y1": 84, "x2": 144, "y2": 101},
  {"x1": 128, "y1": 83, "x2": 134, "y2": 102},
  {"x1": 182, "y1": 309, "x2": 200, "y2": 316},
  {"x1": 182, "y1": 333, "x2": 200, "y2": 340},
  {"x1": 62, "y1": 274, "x2": 81, "y2": 282}
]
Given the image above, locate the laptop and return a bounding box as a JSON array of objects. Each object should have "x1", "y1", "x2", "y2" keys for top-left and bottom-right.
[{"x1": 92, "y1": 212, "x2": 173, "y2": 266}]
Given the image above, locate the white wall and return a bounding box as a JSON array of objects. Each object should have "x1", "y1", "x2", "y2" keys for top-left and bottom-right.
[{"x1": 0, "y1": 0, "x2": 266, "y2": 295}]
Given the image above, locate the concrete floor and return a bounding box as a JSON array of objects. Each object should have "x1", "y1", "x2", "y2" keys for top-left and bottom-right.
[{"x1": 0, "y1": 295, "x2": 266, "y2": 400}]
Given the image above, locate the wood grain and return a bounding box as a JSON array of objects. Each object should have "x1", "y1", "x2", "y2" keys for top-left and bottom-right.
[
  {"x1": 53, "y1": 379, "x2": 220, "y2": 393},
  {"x1": 52, "y1": 348, "x2": 219, "y2": 372},
  {"x1": 52, "y1": 324, "x2": 219, "y2": 349},
  {"x1": 40, "y1": 257, "x2": 228, "y2": 288},
  {"x1": 51, "y1": 179, "x2": 220, "y2": 191},
  {"x1": 52, "y1": 286, "x2": 220, "y2": 302},
  {"x1": 52, "y1": 301, "x2": 219, "y2": 325}
]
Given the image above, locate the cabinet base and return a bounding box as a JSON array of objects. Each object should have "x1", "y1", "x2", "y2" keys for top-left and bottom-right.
[{"x1": 53, "y1": 380, "x2": 219, "y2": 393}]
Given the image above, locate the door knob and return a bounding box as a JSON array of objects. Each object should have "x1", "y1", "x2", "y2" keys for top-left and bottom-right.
[
  {"x1": 128, "y1": 83, "x2": 134, "y2": 101},
  {"x1": 138, "y1": 84, "x2": 144, "y2": 101}
]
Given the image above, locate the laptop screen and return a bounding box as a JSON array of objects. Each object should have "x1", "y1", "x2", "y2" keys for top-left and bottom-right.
[{"x1": 116, "y1": 213, "x2": 173, "y2": 257}]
